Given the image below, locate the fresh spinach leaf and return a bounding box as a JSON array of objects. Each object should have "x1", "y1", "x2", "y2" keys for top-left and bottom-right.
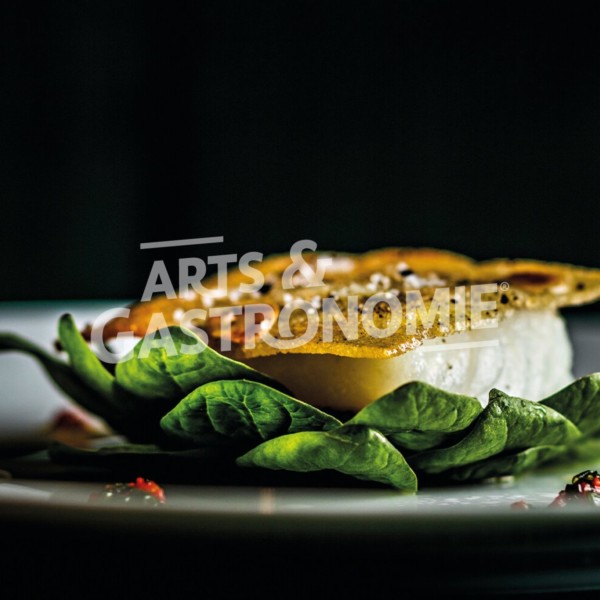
[
  {"x1": 160, "y1": 379, "x2": 341, "y2": 447},
  {"x1": 347, "y1": 381, "x2": 482, "y2": 450},
  {"x1": 57, "y1": 313, "x2": 121, "y2": 408},
  {"x1": 445, "y1": 445, "x2": 566, "y2": 482},
  {"x1": 410, "y1": 389, "x2": 582, "y2": 474},
  {"x1": 0, "y1": 331, "x2": 122, "y2": 421},
  {"x1": 388, "y1": 430, "x2": 457, "y2": 452},
  {"x1": 58, "y1": 314, "x2": 180, "y2": 442},
  {"x1": 50, "y1": 441, "x2": 222, "y2": 461},
  {"x1": 115, "y1": 326, "x2": 277, "y2": 402},
  {"x1": 540, "y1": 374, "x2": 600, "y2": 436},
  {"x1": 48, "y1": 440, "x2": 239, "y2": 477},
  {"x1": 236, "y1": 424, "x2": 417, "y2": 491},
  {"x1": 1, "y1": 320, "x2": 166, "y2": 442}
]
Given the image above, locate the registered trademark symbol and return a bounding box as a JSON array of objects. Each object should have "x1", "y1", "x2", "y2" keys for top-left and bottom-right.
[{"x1": 500, "y1": 281, "x2": 510, "y2": 291}]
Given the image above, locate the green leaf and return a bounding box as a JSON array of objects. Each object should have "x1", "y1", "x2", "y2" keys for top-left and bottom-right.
[
  {"x1": 160, "y1": 379, "x2": 341, "y2": 447},
  {"x1": 409, "y1": 389, "x2": 582, "y2": 474},
  {"x1": 57, "y1": 313, "x2": 120, "y2": 407},
  {"x1": 115, "y1": 326, "x2": 277, "y2": 402},
  {"x1": 347, "y1": 381, "x2": 482, "y2": 450},
  {"x1": 48, "y1": 440, "x2": 238, "y2": 475},
  {"x1": 540, "y1": 374, "x2": 600, "y2": 436},
  {"x1": 50, "y1": 441, "x2": 222, "y2": 460},
  {"x1": 388, "y1": 430, "x2": 455, "y2": 451},
  {"x1": 57, "y1": 314, "x2": 177, "y2": 442},
  {"x1": 0, "y1": 329, "x2": 123, "y2": 422},
  {"x1": 446, "y1": 445, "x2": 566, "y2": 482},
  {"x1": 236, "y1": 424, "x2": 418, "y2": 491}
]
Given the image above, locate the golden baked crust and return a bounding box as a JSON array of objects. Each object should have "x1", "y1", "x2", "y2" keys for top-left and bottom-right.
[{"x1": 101, "y1": 248, "x2": 600, "y2": 360}]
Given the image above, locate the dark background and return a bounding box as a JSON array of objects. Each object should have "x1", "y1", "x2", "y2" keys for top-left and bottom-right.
[{"x1": 1, "y1": 0, "x2": 599, "y2": 301}]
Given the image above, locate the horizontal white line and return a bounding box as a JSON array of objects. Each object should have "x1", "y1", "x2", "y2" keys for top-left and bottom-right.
[
  {"x1": 139, "y1": 236, "x2": 224, "y2": 250},
  {"x1": 418, "y1": 339, "x2": 500, "y2": 352}
]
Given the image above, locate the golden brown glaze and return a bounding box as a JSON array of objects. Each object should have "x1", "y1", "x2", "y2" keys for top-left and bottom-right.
[{"x1": 100, "y1": 248, "x2": 600, "y2": 360}]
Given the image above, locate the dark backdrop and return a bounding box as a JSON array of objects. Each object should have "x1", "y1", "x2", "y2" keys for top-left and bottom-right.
[{"x1": 2, "y1": 0, "x2": 599, "y2": 301}]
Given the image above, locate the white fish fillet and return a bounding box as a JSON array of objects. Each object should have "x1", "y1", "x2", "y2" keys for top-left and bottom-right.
[
  {"x1": 246, "y1": 310, "x2": 573, "y2": 411},
  {"x1": 101, "y1": 248, "x2": 597, "y2": 413}
]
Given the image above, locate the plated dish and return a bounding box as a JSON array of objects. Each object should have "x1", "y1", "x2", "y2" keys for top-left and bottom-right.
[
  {"x1": 2, "y1": 248, "x2": 600, "y2": 492},
  {"x1": 2, "y1": 298, "x2": 600, "y2": 595},
  {"x1": 104, "y1": 247, "x2": 600, "y2": 409}
]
